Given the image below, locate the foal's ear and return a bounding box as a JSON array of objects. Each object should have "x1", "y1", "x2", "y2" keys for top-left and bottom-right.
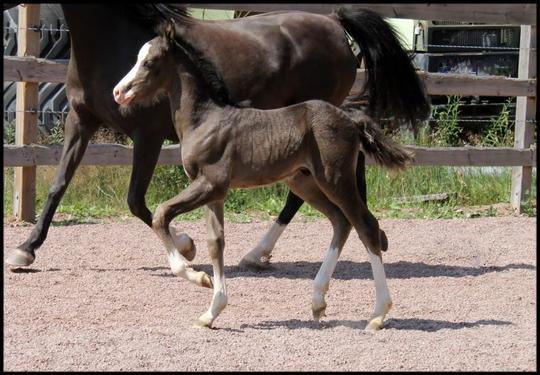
[{"x1": 163, "y1": 20, "x2": 176, "y2": 45}]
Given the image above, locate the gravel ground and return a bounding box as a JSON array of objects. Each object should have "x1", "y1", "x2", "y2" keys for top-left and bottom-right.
[{"x1": 3, "y1": 217, "x2": 536, "y2": 371}]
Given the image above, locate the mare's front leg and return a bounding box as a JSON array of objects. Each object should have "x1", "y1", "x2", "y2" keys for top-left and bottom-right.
[
  {"x1": 6, "y1": 108, "x2": 99, "y2": 268},
  {"x1": 127, "y1": 131, "x2": 196, "y2": 261},
  {"x1": 194, "y1": 201, "x2": 227, "y2": 329},
  {"x1": 152, "y1": 175, "x2": 226, "y2": 289}
]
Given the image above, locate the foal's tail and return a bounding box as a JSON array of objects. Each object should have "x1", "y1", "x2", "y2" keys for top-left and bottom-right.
[
  {"x1": 351, "y1": 111, "x2": 414, "y2": 171},
  {"x1": 333, "y1": 8, "x2": 431, "y2": 128}
]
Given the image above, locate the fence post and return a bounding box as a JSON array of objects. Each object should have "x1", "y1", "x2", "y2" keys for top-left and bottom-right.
[
  {"x1": 13, "y1": 4, "x2": 40, "y2": 222},
  {"x1": 511, "y1": 25, "x2": 537, "y2": 213}
]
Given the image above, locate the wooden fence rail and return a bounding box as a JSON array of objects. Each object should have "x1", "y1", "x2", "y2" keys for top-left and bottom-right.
[
  {"x1": 4, "y1": 56, "x2": 537, "y2": 98},
  {"x1": 3, "y1": 3, "x2": 537, "y2": 221},
  {"x1": 3, "y1": 144, "x2": 536, "y2": 168},
  {"x1": 186, "y1": 3, "x2": 537, "y2": 25}
]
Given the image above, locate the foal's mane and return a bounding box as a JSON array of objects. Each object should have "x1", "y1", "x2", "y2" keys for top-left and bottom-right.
[{"x1": 158, "y1": 20, "x2": 236, "y2": 107}]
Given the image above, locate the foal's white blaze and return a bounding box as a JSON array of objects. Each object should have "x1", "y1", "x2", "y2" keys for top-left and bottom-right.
[{"x1": 113, "y1": 41, "x2": 152, "y2": 105}]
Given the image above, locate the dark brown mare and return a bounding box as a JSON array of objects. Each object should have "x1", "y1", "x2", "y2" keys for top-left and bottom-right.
[{"x1": 5, "y1": 4, "x2": 429, "y2": 269}]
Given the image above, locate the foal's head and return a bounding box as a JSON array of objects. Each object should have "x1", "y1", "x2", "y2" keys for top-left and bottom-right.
[
  {"x1": 113, "y1": 24, "x2": 177, "y2": 111},
  {"x1": 114, "y1": 21, "x2": 235, "y2": 112}
]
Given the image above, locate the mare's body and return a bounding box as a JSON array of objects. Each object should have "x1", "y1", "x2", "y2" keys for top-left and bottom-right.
[{"x1": 6, "y1": 5, "x2": 429, "y2": 270}]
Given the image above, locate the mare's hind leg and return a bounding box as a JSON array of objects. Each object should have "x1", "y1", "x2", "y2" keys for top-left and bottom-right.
[
  {"x1": 152, "y1": 175, "x2": 226, "y2": 289},
  {"x1": 239, "y1": 192, "x2": 303, "y2": 270},
  {"x1": 6, "y1": 108, "x2": 99, "y2": 268},
  {"x1": 285, "y1": 172, "x2": 352, "y2": 321},
  {"x1": 194, "y1": 201, "x2": 228, "y2": 328},
  {"x1": 313, "y1": 166, "x2": 391, "y2": 331}
]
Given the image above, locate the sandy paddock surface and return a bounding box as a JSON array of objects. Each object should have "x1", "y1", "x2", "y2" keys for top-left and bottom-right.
[{"x1": 3, "y1": 217, "x2": 536, "y2": 371}]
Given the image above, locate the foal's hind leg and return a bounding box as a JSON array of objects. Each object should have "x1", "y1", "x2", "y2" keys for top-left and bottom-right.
[
  {"x1": 313, "y1": 167, "x2": 391, "y2": 331},
  {"x1": 285, "y1": 172, "x2": 352, "y2": 321}
]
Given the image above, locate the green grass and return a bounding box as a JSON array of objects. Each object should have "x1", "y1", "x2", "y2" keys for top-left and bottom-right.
[{"x1": 3, "y1": 163, "x2": 535, "y2": 223}]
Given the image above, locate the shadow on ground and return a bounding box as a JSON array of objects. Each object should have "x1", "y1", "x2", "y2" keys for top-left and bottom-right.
[
  {"x1": 7, "y1": 261, "x2": 534, "y2": 280},
  {"x1": 141, "y1": 261, "x2": 535, "y2": 280},
  {"x1": 240, "y1": 317, "x2": 512, "y2": 332}
]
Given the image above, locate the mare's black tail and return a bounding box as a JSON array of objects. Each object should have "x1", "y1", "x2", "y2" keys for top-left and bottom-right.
[{"x1": 334, "y1": 8, "x2": 431, "y2": 128}]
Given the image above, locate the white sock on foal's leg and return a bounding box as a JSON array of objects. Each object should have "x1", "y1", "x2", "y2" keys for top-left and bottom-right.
[
  {"x1": 168, "y1": 248, "x2": 212, "y2": 288},
  {"x1": 365, "y1": 251, "x2": 392, "y2": 331},
  {"x1": 194, "y1": 272, "x2": 227, "y2": 328},
  {"x1": 312, "y1": 245, "x2": 340, "y2": 320}
]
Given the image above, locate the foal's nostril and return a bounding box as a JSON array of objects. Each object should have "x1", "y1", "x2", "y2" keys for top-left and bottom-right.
[{"x1": 113, "y1": 87, "x2": 121, "y2": 100}]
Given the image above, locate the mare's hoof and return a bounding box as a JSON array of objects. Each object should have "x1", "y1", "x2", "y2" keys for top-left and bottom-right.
[
  {"x1": 5, "y1": 248, "x2": 35, "y2": 269},
  {"x1": 238, "y1": 255, "x2": 272, "y2": 271},
  {"x1": 380, "y1": 230, "x2": 388, "y2": 252},
  {"x1": 173, "y1": 231, "x2": 196, "y2": 261}
]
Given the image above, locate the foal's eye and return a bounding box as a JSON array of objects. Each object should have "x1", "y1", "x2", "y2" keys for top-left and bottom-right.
[{"x1": 143, "y1": 60, "x2": 155, "y2": 70}]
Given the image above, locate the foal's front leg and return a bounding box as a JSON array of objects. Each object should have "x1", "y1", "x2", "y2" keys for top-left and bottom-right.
[
  {"x1": 194, "y1": 201, "x2": 228, "y2": 329},
  {"x1": 152, "y1": 176, "x2": 223, "y2": 289}
]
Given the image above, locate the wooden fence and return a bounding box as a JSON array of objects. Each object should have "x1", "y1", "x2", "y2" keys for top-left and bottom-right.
[{"x1": 3, "y1": 4, "x2": 537, "y2": 221}]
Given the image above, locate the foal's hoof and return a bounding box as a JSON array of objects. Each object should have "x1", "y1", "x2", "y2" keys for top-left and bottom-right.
[
  {"x1": 380, "y1": 230, "x2": 388, "y2": 252},
  {"x1": 198, "y1": 272, "x2": 213, "y2": 289},
  {"x1": 5, "y1": 248, "x2": 35, "y2": 269},
  {"x1": 365, "y1": 317, "x2": 384, "y2": 331},
  {"x1": 193, "y1": 313, "x2": 214, "y2": 329},
  {"x1": 173, "y1": 231, "x2": 196, "y2": 261},
  {"x1": 365, "y1": 300, "x2": 392, "y2": 331},
  {"x1": 193, "y1": 320, "x2": 213, "y2": 329},
  {"x1": 312, "y1": 304, "x2": 327, "y2": 322},
  {"x1": 238, "y1": 254, "x2": 272, "y2": 271}
]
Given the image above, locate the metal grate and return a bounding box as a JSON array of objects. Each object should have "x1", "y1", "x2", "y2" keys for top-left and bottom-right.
[{"x1": 3, "y1": 4, "x2": 70, "y2": 132}]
